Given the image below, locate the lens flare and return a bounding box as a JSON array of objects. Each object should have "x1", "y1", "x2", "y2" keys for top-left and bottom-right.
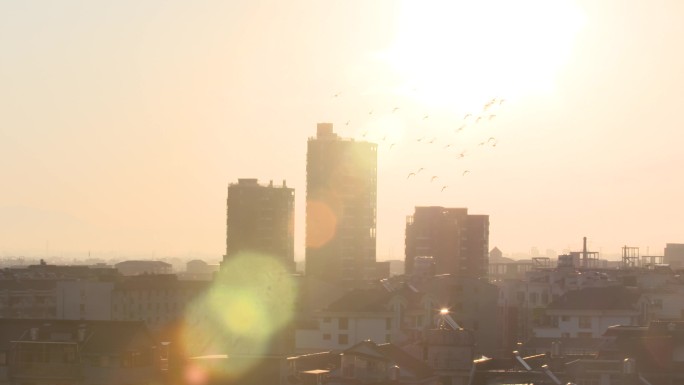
[
  {"x1": 306, "y1": 200, "x2": 338, "y2": 248},
  {"x1": 180, "y1": 252, "x2": 297, "y2": 381}
]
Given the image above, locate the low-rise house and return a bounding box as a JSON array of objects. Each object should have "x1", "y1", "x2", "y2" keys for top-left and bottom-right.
[
  {"x1": 528, "y1": 285, "x2": 647, "y2": 355},
  {"x1": 287, "y1": 341, "x2": 438, "y2": 385},
  {"x1": 0, "y1": 319, "x2": 160, "y2": 385}
]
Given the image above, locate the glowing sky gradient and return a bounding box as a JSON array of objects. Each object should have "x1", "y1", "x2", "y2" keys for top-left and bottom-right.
[{"x1": 1, "y1": 0, "x2": 683, "y2": 260}]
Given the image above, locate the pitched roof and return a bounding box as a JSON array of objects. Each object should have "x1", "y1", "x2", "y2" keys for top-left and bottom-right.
[
  {"x1": 547, "y1": 286, "x2": 641, "y2": 311},
  {"x1": 0, "y1": 319, "x2": 156, "y2": 354},
  {"x1": 344, "y1": 341, "x2": 434, "y2": 379},
  {"x1": 326, "y1": 287, "x2": 393, "y2": 312}
]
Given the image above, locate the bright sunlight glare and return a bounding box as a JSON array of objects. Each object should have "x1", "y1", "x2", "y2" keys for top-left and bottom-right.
[{"x1": 382, "y1": 0, "x2": 586, "y2": 109}]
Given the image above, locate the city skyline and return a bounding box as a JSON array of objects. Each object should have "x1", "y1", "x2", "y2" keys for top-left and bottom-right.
[{"x1": 2, "y1": 0, "x2": 684, "y2": 260}]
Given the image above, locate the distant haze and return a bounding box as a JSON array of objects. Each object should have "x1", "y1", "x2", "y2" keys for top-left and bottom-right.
[{"x1": 1, "y1": 0, "x2": 683, "y2": 260}]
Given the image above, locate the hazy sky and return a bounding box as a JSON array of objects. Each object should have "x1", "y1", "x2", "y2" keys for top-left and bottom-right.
[{"x1": 2, "y1": 0, "x2": 683, "y2": 261}]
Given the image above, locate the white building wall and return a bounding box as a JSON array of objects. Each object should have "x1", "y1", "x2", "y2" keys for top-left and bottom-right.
[
  {"x1": 296, "y1": 315, "x2": 391, "y2": 352},
  {"x1": 534, "y1": 312, "x2": 635, "y2": 338}
]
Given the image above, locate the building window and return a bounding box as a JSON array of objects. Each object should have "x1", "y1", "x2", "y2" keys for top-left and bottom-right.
[
  {"x1": 338, "y1": 334, "x2": 348, "y2": 345},
  {"x1": 339, "y1": 317, "x2": 348, "y2": 330},
  {"x1": 529, "y1": 292, "x2": 538, "y2": 304},
  {"x1": 579, "y1": 316, "x2": 592, "y2": 329},
  {"x1": 323, "y1": 334, "x2": 331, "y2": 341},
  {"x1": 386, "y1": 318, "x2": 392, "y2": 330},
  {"x1": 385, "y1": 334, "x2": 391, "y2": 343}
]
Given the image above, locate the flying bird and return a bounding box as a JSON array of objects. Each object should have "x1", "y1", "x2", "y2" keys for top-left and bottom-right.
[
  {"x1": 428, "y1": 138, "x2": 436, "y2": 144},
  {"x1": 475, "y1": 116, "x2": 483, "y2": 124},
  {"x1": 407, "y1": 172, "x2": 416, "y2": 179},
  {"x1": 417, "y1": 167, "x2": 425, "y2": 173},
  {"x1": 441, "y1": 185, "x2": 448, "y2": 192},
  {"x1": 417, "y1": 136, "x2": 425, "y2": 142},
  {"x1": 444, "y1": 143, "x2": 453, "y2": 149},
  {"x1": 499, "y1": 99, "x2": 505, "y2": 105},
  {"x1": 332, "y1": 93, "x2": 341, "y2": 98},
  {"x1": 456, "y1": 151, "x2": 466, "y2": 159},
  {"x1": 423, "y1": 115, "x2": 429, "y2": 120},
  {"x1": 392, "y1": 107, "x2": 400, "y2": 113},
  {"x1": 488, "y1": 114, "x2": 496, "y2": 121},
  {"x1": 430, "y1": 176, "x2": 438, "y2": 182},
  {"x1": 369, "y1": 110, "x2": 374, "y2": 115},
  {"x1": 456, "y1": 124, "x2": 466, "y2": 133},
  {"x1": 463, "y1": 113, "x2": 472, "y2": 120},
  {"x1": 488, "y1": 137, "x2": 496, "y2": 142},
  {"x1": 389, "y1": 143, "x2": 396, "y2": 149},
  {"x1": 462, "y1": 170, "x2": 470, "y2": 176}
]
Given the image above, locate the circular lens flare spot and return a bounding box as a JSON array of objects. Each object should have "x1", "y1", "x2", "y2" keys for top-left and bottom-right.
[{"x1": 306, "y1": 201, "x2": 337, "y2": 248}]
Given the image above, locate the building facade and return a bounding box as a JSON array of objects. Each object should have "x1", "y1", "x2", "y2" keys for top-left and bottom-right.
[
  {"x1": 405, "y1": 207, "x2": 489, "y2": 279},
  {"x1": 305, "y1": 123, "x2": 378, "y2": 285},
  {"x1": 223, "y1": 178, "x2": 295, "y2": 272}
]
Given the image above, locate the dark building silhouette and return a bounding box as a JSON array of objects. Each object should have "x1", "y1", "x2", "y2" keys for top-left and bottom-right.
[
  {"x1": 664, "y1": 243, "x2": 684, "y2": 269},
  {"x1": 305, "y1": 123, "x2": 378, "y2": 286},
  {"x1": 223, "y1": 178, "x2": 295, "y2": 271},
  {"x1": 405, "y1": 207, "x2": 489, "y2": 278}
]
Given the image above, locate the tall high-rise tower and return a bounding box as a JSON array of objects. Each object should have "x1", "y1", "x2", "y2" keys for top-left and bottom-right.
[
  {"x1": 223, "y1": 178, "x2": 295, "y2": 271},
  {"x1": 305, "y1": 123, "x2": 377, "y2": 285},
  {"x1": 405, "y1": 206, "x2": 489, "y2": 278}
]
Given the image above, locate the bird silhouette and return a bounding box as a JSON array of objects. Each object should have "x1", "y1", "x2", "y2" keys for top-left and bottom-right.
[
  {"x1": 332, "y1": 93, "x2": 341, "y2": 98},
  {"x1": 407, "y1": 172, "x2": 416, "y2": 179},
  {"x1": 428, "y1": 138, "x2": 436, "y2": 144},
  {"x1": 488, "y1": 137, "x2": 496, "y2": 142},
  {"x1": 456, "y1": 124, "x2": 466, "y2": 133},
  {"x1": 389, "y1": 143, "x2": 396, "y2": 149},
  {"x1": 441, "y1": 185, "x2": 448, "y2": 192},
  {"x1": 369, "y1": 110, "x2": 374, "y2": 115},
  {"x1": 488, "y1": 114, "x2": 496, "y2": 121},
  {"x1": 464, "y1": 113, "x2": 472, "y2": 120},
  {"x1": 475, "y1": 116, "x2": 483, "y2": 124},
  {"x1": 430, "y1": 176, "x2": 438, "y2": 182},
  {"x1": 417, "y1": 167, "x2": 425, "y2": 173},
  {"x1": 345, "y1": 120, "x2": 350, "y2": 126},
  {"x1": 478, "y1": 141, "x2": 486, "y2": 146},
  {"x1": 456, "y1": 151, "x2": 466, "y2": 159},
  {"x1": 417, "y1": 136, "x2": 425, "y2": 142},
  {"x1": 444, "y1": 144, "x2": 453, "y2": 149},
  {"x1": 462, "y1": 170, "x2": 470, "y2": 176},
  {"x1": 392, "y1": 107, "x2": 400, "y2": 113},
  {"x1": 382, "y1": 135, "x2": 387, "y2": 142},
  {"x1": 499, "y1": 99, "x2": 505, "y2": 105},
  {"x1": 423, "y1": 115, "x2": 429, "y2": 120}
]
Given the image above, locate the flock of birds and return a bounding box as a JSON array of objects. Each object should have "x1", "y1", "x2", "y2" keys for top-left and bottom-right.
[{"x1": 329, "y1": 90, "x2": 507, "y2": 193}]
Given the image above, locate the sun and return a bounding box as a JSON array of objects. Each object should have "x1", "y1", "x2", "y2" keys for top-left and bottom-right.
[{"x1": 381, "y1": 0, "x2": 586, "y2": 109}]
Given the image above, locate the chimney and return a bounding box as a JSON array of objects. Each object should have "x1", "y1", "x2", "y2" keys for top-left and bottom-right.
[
  {"x1": 78, "y1": 324, "x2": 87, "y2": 342},
  {"x1": 389, "y1": 365, "x2": 400, "y2": 380}
]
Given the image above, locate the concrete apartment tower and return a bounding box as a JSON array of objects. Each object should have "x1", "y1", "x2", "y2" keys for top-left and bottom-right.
[
  {"x1": 405, "y1": 207, "x2": 489, "y2": 278},
  {"x1": 305, "y1": 123, "x2": 378, "y2": 286},
  {"x1": 223, "y1": 178, "x2": 295, "y2": 272}
]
